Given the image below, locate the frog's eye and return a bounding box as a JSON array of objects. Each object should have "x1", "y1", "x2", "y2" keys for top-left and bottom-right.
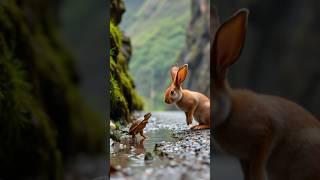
[{"x1": 170, "y1": 90, "x2": 174, "y2": 95}]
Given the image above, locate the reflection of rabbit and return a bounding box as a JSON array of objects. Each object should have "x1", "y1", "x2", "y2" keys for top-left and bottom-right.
[
  {"x1": 212, "y1": 9, "x2": 320, "y2": 179},
  {"x1": 164, "y1": 64, "x2": 210, "y2": 129}
]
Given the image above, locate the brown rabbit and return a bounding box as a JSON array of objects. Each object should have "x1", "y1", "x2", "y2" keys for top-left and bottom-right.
[
  {"x1": 164, "y1": 64, "x2": 210, "y2": 130},
  {"x1": 211, "y1": 8, "x2": 320, "y2": 180}
]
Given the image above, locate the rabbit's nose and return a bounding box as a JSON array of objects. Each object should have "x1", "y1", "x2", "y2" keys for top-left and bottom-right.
[{"x1": 164, "y1": 97, "x2": 169, "y2": 103}]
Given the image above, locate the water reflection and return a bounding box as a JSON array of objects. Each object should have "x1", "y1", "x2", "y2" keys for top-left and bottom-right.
[
  {"x1": 110, "y1": 128, "x2": 176, "y2": 170},
  {"x1": 134, "y1": 138, "x2": 145, "y2": 155}
]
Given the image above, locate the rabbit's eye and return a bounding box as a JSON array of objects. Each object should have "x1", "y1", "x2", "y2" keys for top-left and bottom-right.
[{"x1": 170, "y1": 90, "x2": 174, "y2": 95}]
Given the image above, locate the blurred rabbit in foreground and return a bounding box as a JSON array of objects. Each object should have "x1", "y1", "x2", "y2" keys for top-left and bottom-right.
[{"x1": 211, "y1": 8, "x2": 320, "y2": 180}]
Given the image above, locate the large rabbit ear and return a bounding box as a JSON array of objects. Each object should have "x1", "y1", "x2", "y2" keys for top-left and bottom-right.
[
  {"x1": 170, "y1": 65, "x2": 179, "y2": 82},
  {"x1": 175, "y1": 64, "x2": 188, "y2": 86},
  {"x1": 212, "y1": 9, "x2": 248, "y2": 77}
]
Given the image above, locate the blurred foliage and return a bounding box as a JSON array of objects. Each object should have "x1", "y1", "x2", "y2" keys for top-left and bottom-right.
[
  {"x1": 110, "y1": 18, "x2": 143, "y2": 123},
  {"x1": 0, "y1": 1, "x2": 103, "y2": 179},
  {"x1": 121, "y1": 0, "x2": 191, "y2": 110}
]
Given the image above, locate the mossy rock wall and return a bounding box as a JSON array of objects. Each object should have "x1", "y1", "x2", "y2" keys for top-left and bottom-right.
[
  {"x1": 110, "y1": 0, "x2": 143, "y2": 123},
  {"x1": 0, "y1": 1, "x2": 103, "y2": 179}
]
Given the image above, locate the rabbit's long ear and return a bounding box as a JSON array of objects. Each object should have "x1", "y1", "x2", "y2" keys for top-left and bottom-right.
[
  {"x1": 170, "y1": 65, "x2": 179, "y2": 81},
  {"x1": 175, "y1": 64, "x2": 188, "y2": 86},
  {"x1": 212, "y1": 9, "x2": 248, "y2": 77}
]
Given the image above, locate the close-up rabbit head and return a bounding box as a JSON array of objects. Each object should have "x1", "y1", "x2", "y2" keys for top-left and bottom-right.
[{"x1": 164, "y1": 64, "x2": 188, "y2": 104}]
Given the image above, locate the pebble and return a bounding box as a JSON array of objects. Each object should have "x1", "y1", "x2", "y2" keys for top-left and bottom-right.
[
  {"x1": 144, "y1": 152, "x2": 153, "y2": 161},
  {"x1": 110, "y1": 121, "x2": 116, "y2": 130},
  {"x1": 119, "y1": 144, "x2": 124, "y2": 149},
  {"x1": 169, "y1": 161, "x2": 178, "y2": 167}
]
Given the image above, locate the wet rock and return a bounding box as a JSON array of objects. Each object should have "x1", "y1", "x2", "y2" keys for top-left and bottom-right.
[
  {"x1": 122, "y1": 127, "x2": 129, "y2": 133},
  {"x1": 154, "y1": 143, "x2": 161, "y2": 149},
  {"x1": 110, "y1": 121, "x2": 116, "y2": 130},
  {"x1": 144, "y1": 152, "x2": 153, "y2": 161},
  {"x1": 110, "y1": 130, "x2": 122, "y2": 142},
  {"x1": 167, "y1": 155, "x2": 175, "y2": 160},
  {"x1": 119, "y1": 144, "x2": 124, "y2": 149},
  {"x1": 155, "y1": 151, "x2": 168, "y2": 157}
]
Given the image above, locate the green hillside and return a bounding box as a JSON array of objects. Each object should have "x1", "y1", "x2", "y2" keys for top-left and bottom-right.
[{"x1": 121, "y1": 0, "x2": 191, "y2": 110}]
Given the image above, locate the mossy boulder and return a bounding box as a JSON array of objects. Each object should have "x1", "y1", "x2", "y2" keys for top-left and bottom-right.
[
  {"x1": 0, "y1": 1, "x2": 103, "y2": 179},
  {"x1": 110, "y1": 0, "x2": 143, "y2": 123},
  {"x1": 109, "y1": 21, "x2": 143, "y2": 123}
]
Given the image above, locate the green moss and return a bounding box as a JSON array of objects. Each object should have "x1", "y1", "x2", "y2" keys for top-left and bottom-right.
[
  {"x1": 110, "y1": 22, "x2": 122, "y2": 61},
  {"x1": 115, "y1": 121, "x2": 121, "y2": 130},
  {"x1": 0, "y1": 37, "x2": 62, "y2": 179},
  {"x1": 109, "y1": 21, "x2": 143, "y2": 123},
  {"x1": 0, "y1": 1, "x2": 103, "y2": 179},
  {"x1": 110, "y1": 72, "x2": 129, "y2": 121},
  {"x1": 110, "y1": 22, "x2": 122, "y2": 50}
]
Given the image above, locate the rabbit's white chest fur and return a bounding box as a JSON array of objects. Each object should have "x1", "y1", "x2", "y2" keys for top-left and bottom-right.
[{"x1": 175, "y1": 103, "x2": 184, "y2": 111}]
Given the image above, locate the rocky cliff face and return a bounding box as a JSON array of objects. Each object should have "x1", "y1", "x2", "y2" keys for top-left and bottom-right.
[
  {"x1": 0, "y1": 1, "x2": 103, "y2": 179},
  {"x1": 176, "y1": 0, "x2": 212, "y2": 96},
  {"x1": 121, "y1": 0, "x2": 191, "y2": 110},
  {"x1": 110, "y1": 0, "x2": 143, "y2": 123},
  {"x1": 215, "y1": 0, "x2": 320, "y2": 118}
]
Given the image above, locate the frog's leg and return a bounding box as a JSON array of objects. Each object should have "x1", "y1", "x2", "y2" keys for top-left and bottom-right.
[{"x1": 140, "y1": 131, "x2": 147, "y2": 139}]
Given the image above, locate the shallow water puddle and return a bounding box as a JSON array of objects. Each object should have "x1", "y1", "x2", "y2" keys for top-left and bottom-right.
[{"x1": 111, "y1": 128, "x2": 176, "y2": 174}]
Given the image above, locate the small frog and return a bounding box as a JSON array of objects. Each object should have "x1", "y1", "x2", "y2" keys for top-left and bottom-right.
[{"x1": 128, "y1": 112, "x2": 152, "y2": 139}]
